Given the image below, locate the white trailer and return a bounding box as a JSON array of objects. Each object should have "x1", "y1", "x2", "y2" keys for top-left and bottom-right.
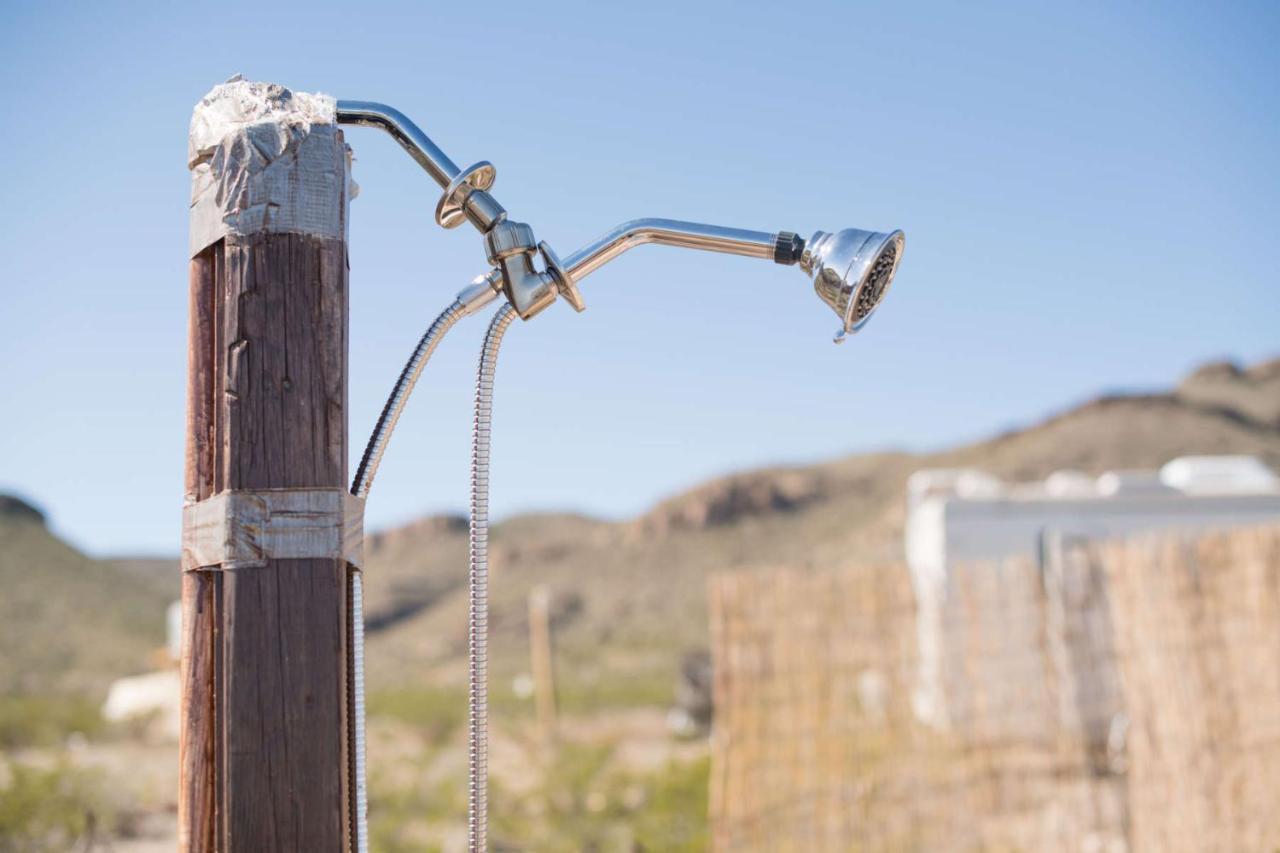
[{"x1": 904, "y1": 456, "x2": 1280, "y2": 728}]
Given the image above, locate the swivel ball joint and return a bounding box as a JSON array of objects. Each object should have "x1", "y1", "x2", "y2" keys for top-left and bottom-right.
[{"x1": 482, "y1": 220, "x2": 584, "y2": 319}]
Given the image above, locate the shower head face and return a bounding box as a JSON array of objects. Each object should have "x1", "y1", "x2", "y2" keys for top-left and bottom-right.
[{"x1": 801, "y1": 228, "x2": 905, "y2": 341}]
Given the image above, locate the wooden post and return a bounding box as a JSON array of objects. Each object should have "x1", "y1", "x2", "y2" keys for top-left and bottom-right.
[
  {"x1": 181, "y1": 79, "x2": 354, "y2": 851},
  {"x1": 529, "y1": 585, "x2": 558, "y2": 744}
]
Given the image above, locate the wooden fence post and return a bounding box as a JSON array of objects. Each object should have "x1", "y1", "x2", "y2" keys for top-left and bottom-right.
[
  {"x1": 529, "y1": 585, "x2": 558, "y2": 745},
  {"x1": 180, "y1": 78, "x2": 355, "y2": 851}
]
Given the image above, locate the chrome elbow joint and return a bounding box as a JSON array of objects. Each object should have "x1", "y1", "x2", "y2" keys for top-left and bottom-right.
[
  {"x1": 336, "y1": 100, "x2": 587, "y2": 320},
  {"x1": 339, "y1": 101, "x2": 907, "y2": 342},
  {"x1": 486, "y1": 221, "x2": 556, "y2": 319},
  {"x1": 482, "y1": 220, "x2": 584, "y2": 320}
]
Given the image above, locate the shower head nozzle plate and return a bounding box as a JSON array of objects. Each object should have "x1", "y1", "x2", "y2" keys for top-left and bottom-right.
[{"x1": 803, "y1": 228, "x2": 905, "y2": 340}]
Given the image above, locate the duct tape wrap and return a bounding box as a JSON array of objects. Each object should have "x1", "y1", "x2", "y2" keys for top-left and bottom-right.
[
  {"x1": 182, "y1": 488, "x2": 365, "y2": 571},
  {"x1": 188, "y1": 74, "x2": 357, "y2": 257}
]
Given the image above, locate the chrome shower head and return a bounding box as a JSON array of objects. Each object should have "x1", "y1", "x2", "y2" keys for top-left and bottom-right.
[
  {"x1": 799, "y1": 229, "x2": 905, "y2": 342},
  {"x1": 334, "y1": 104, "x2": 907, "y2": 343},
  {"x1": 555, "y1": 220, "x2": 906, "y2": 344}
]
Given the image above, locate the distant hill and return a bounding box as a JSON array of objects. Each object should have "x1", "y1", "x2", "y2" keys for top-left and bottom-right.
[
  {"x1": 356, "y1": 356, "x2": 1280, "y2": 693},
  {"x1": 0, "y1": 512, "x2": 171, "y2": 696},
  {"x1": 3, "y1": 357, "x2": 1277, "y2": 699},
  {"x1": 1175, "y1": 357, "x2": 1280, "y2": 427},
  {"x1": 0, "y1": 494, "x2": 45, "y2": 526}
]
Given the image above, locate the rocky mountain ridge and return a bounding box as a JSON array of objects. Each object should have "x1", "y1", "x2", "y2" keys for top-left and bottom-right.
[{"x1": 3, "y1": 356, "x2": 1276, "y2": 697}]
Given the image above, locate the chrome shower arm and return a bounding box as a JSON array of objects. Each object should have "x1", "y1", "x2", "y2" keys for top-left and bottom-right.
[
  {"x1": 331, "y1": 103, "x2": 798, "y2": 273},
  {"x1": 337, "y1": 100, "x2": 507, "y2": 232},
  {"x1": 335, "y1": 100, "x2": 904, "y2": 339},
  {"x1": 562, "y1": 218, "x2": 802, "y2": 281},
  {"x1": 458, "y1": 218, "x2": 802, "y2": 321},
  {"x1": 554, "y1": 218, "x2": 904, "y2": 343},
  {"x1": 336, "y1": 100, "x2": 462, "y2": 189}
]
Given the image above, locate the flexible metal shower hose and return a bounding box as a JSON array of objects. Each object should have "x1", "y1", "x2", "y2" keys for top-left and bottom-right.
[
  {"x1": 349, "y1": 299, "x2": 467, "y2": 853},
  {"x1": 353, "y1": 300, "x2": 467, "y2": 497},
  {"x1": 469, "y1": 303, "x2": 516, "y2": 852},
  {"x1": 348, "y1": 569, "x2": 368, "y2": 853}
]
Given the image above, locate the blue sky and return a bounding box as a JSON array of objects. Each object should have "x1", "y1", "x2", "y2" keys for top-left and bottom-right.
[{"x1": 0, "y1": 1, "x2": 1276, "y2": 555}]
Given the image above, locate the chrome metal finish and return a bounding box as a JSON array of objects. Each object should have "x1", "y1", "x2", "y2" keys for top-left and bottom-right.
[
  {"x1": 352, "y1": 301, "x2": 468, "y2": 499},
  {"x1": 484, "y1": 220, "x2": 562, "y2": 319},
  {"x1": 499, "y1": 252, "x2": 558, "y2": 320},
  {"x1": 337, "y1": 100, "x2": 575, "y2": 317},
  {"x1": 539, "y1": 241, "x2": 584, "y2": 312},
  {"x1": 337, "y1": 93, "x2": 909, "y2": 853},
  {"x1": 562, "y1": 218, "x2": 777, "y2": 280},
  {"x1": 469, "y1": 303, "x2": 517, "y2": 853},
  {"x1": 436, "y1": 161, "x2": 497, "y2": 229},
  {"x1": 336, "y1": 101, "x2": 509, "y2": 235},
  {"x1": 800, "y1": 228, "x2": 905, "y2": 341},
  {"x1": 462, "y1": 190, "x2": 507, "y2": 233},
  {"x1": 484, "y1": 220, "x2": 538, "y2": 264},
  {"x1": 336, "y1": 100, "x2": 463, "y2": 189},
  {"x1": 334, "y1": 102, "x2": 907, "y2": 339},
  {"x1": 347, "y1": 298, "x2": 470, "y2": 853},
  {"x1": 349, "y1": 573, "x2": 368, "y2": 853},
  {"x1": 520, "y1": 218, "x2": 906, "y2": 343},
  {"x1": 457, "y1": 270, "x2": 504, "y2": 317}
]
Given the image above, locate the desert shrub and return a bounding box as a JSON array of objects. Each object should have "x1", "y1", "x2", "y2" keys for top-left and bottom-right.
[
  {"x1": 369, "y1": 772, "x2": 457, "y2": 853},
  {"x1": 367, "y1": 687, "x2": 465, "y2": 747},
  {"x1": 0, "y1": 759, "x2": 112, "y2": 851},
  {"x1": 554, "y1": 671, "x2": 675, "y2": 715},
  {"x1": 490, "y1": 744, "x2": 710, "y2": 852},
  {"x1": 629, "y1": 755, "x2": 710, "y2": 852},
  {"x1": 0, "y1": 695, "x2": 103, "y2": 749}
]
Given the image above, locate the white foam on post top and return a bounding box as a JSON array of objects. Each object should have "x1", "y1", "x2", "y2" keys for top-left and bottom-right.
[{"x1": 188, "y1": 75, "x2": 355, "y2": 256}]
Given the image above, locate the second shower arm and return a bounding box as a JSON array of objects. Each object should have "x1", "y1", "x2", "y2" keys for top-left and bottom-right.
[
  {"x1": 337, "y1": 99, "x2": 904, "y2": 340},
  {"x1": 335, "y1": 102, "x2": 810, "y2": 317}
]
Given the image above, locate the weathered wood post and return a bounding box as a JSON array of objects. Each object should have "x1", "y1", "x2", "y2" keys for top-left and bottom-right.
[
  {"x1": 528, "y1": 585, "x2": 558, "y2": 745},
  {"x1": 181, "y1": 77, "x2": 357, "y2": 851}
]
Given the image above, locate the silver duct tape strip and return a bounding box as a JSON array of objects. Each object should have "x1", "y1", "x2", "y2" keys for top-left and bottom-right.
[
  {"x1": 188, "y1": 75, "x2": 357, "y2": 257},
  {"x1": 182, "y1": 488, "x2": 364, "y2": 570}
]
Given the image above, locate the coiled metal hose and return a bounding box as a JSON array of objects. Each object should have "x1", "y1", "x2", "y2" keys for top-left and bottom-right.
[
  {"x1": 348, "y1": 568, "x2": 367, "y2": 853},
  {"x1": 469, "y1": 303, "x2": 516, "y2": 852},
  {"x1": 353, "y1": 300, "x2": 467, "y2": 497},
  {"x1": 349, "y1": 299, "x2": 467, "y2": 853}
]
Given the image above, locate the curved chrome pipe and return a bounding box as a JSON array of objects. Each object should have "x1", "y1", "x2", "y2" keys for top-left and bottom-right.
[
  {"x1": 334, "y1": 100, "x2": 906, "y2": 338},
  {"x1": 336, "y1": 100, "x2": 462, "y2": 189},
  {"x1": 331, "y1": 107, "x2": 782, "y2": 269},
  {"x1": 556, "y1": 218, "x2": 904, "y2": 341},
  {"x1": 563, "y1": 218, "x2": 781, "y2": 280},
  {"x1": 335, "y1": 101, "x2": 507, "y2": 234},
  {"x1": 335, "y1": 99, "x2": 906, "y2": 853}
]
